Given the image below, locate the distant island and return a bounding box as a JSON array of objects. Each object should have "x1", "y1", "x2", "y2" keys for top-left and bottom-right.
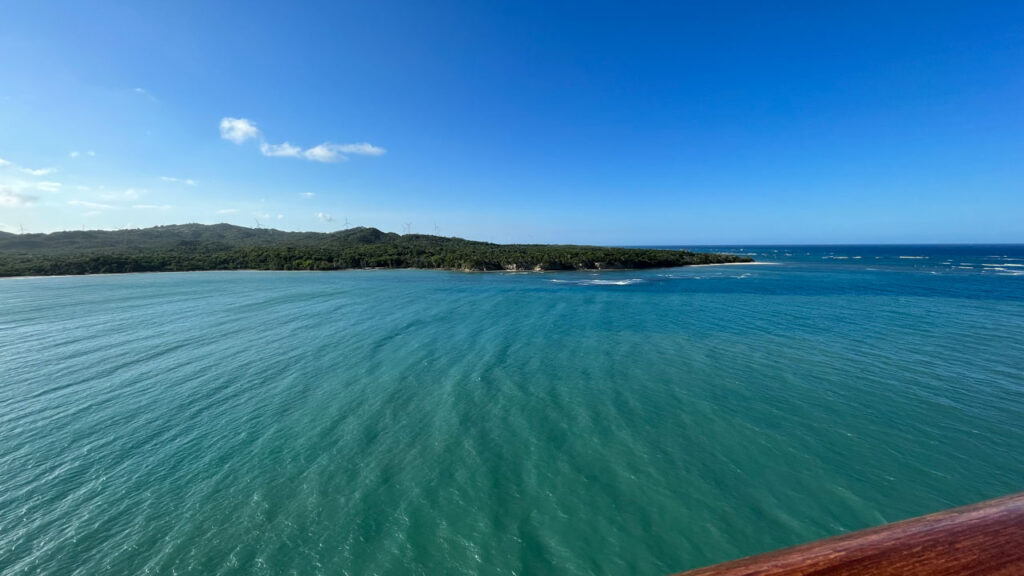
[{"x1": 0, "y1": 224, "x2": 752, "y2": 277}]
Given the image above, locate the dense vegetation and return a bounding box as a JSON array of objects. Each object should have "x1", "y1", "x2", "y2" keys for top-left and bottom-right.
[{"x1": 0, "y1": 224, "x2": 751, "y2": 276}]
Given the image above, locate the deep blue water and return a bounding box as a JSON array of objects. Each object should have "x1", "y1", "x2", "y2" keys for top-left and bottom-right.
[{"x1": 1, "y1": 245, "x2": 1022, "y2": 575}]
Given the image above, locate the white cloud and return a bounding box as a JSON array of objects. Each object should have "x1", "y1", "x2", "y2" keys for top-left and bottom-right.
[
  {"x1": 21, "y1": 167, "x2": 56, "y2": 176},
  {"x1": 0, "y1": 157, "x2": 57, "y2": 176},
  {"x1": 316, "y1": 212, "x2": 335, "y2": 222},
  {"x1": 0, "y1": 177, "x2": 61, "y2": 196},
  {"x1": 336, "y1": 142, "x2": 387, "y2": 156},
  {"x1": 300, "y1": 192, "x2": 315, "y2": 198},
  {"x1": 302, "y1": 142, "x2": 387, "y2": 163},
  {"x1": 260, "y1": 141, "x2": 302, "y2": 157},
  {"x1": 68, "y1": 199, "x2": 116, "y2": 210},
  {"x1": 0, "y1": 187, "x2": 38, "y2": 207},
  {"x1": 134, "y1": 87, "x2": 157, "y2": 101},
  {"x1": 217, "y1": 208, "x2": 239, "y2": 214},
  {"x1": 64, "y1": 188, "x2": 171, "y2": 212},
  {"x1": 88, "y1": 151, "x2": 96, "y2": 157},
  {"x1": 219, "y1": 117, "x2": 262, "y2": 144},
  {"x1": 159, "y1": 176, "x2": 197, "y2": 186},
  {"x1": 101, "y1": 189, "x2": 141, "y2": 201},
  {"x1": 70, "y1": 151, "x2": 80, "y2": 158},
  {"x1": 303, "y1": 144, "x2": 341, "y2": 163},
  {"x1": 218, "y1": 117, "x2": 384, "y2": 163},
  {"x1": 276, "y1": 214, "x2": 284, "y2": 219}
]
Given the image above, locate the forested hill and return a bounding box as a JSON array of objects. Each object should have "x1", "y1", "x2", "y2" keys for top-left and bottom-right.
[{"x1": 0, "y1": 224, "x2": 752, "y2": 276}]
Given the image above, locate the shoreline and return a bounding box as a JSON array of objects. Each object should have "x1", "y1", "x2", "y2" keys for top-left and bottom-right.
[{"x1": 0, "y1": 261, "x2": 763, "y2": 281}]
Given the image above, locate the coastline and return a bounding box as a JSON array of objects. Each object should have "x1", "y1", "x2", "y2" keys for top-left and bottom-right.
[
  {"x1": 0, "y1": 261, "x2": 760, "y2": 280},
  {"x1": 0, "y1": 224, "x2": 751, "y2": 277}
]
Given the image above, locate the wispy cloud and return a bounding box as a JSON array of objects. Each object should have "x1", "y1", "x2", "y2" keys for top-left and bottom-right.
[
  {"x1": 100, "y1": 189, "x2": 141, "y2": 201},
  {"x1": 303, "y1": 145, "x2": 338, "y2": 163},
  {"x1": 0, "y1": 187, "x2": 38, "y2": 207},
  {"x1": 68, "y1": 199, "x2": 117, "y2": 210},
  {"x1": 217, "y1": 208, "x2": 239, "y2": 214},
  {"x1": 337, "y1": 143, "x2": 386, "y2": 156},
  {"x1": 0, "y1": 157, "x2": 57, "y2": 177},
  {"x1": 303, "y1": 142, "x2": 386, "y2": 163},
  {"x1": 21, "y1": 167, "x2": 56, "y2": 176},
  {"x1": 159, "y1": 176, "x2": 197, "y2": 186},
  {"x1": 316, "y1": 212, "x2": 335, "y2": 222},
  {"x1": 0, "y1": 176, "x2": 62, "y2": 196},
  {"x1": 219, "y1": 117, "x2": 385, "y2": 163},
  {"x1": 219, "y1": 117, "x2": 261, "y2": 144},
  {"x1": 260, "y1": 141, "x2": 302, "y2": 158},
  {"x1": 300, "y1": 192, "x2": 315, "y2": 198},
  {"x1": 134, "y1": 87, "x2": 158, "y2": 102},
  {"x1": 68, "y1": 188, "x2": 174, "y2": 212}
]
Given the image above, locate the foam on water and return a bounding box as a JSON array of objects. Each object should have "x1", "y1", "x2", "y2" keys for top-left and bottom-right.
[{"x1": 550, "y1": 278, "x2": 646, "y2": 286}]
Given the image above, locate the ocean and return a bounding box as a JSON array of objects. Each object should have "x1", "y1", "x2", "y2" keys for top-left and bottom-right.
[{"x1": 1, "y1": 245, "x2": 1022, "y2": 575}]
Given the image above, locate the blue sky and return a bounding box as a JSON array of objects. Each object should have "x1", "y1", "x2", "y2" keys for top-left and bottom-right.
[{"x1": 1, "y1": 1, "x2": 1022, "y2": 244}]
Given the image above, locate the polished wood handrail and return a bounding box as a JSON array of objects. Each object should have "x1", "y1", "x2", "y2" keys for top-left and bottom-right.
[{"x1": 673, "y1": 492, "x2": 1024, "y2": 576}]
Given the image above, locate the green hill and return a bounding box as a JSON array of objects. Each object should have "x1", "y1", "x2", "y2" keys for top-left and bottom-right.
[{"x1": 0, "y1": 224, "x2": 752, "y2": 276}]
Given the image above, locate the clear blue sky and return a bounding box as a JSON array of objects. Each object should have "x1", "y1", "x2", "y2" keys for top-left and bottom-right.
[{"x1": 1, "y1": 1, "x2": 1022, "y2": 244}]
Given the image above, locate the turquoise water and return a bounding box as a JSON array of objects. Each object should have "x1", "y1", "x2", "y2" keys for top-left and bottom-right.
[{"x1": 1, "y1": 246, "x2": 1022, "y2": 575}]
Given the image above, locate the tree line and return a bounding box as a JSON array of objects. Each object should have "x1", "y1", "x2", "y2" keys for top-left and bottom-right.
[{"x1": 0, "y1": 224, "x2": 752, "y2": 276}]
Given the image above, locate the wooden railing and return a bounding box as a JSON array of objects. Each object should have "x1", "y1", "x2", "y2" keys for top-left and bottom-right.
[{"x1": 673, "y1": 492, "x2": 1024, "y2": 576}]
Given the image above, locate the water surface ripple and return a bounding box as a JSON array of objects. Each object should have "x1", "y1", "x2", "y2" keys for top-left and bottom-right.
[{"x1": 1, "y1": 245, "x2": 1022, "y2": 575}]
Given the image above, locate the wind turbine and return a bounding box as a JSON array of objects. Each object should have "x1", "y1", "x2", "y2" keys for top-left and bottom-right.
[
  {"x1": 403, "y1": 222, "x2": 412, "y2": 235},
  {"x1": 343, "y1": 217, "x2": 350, "y2": 229}
]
